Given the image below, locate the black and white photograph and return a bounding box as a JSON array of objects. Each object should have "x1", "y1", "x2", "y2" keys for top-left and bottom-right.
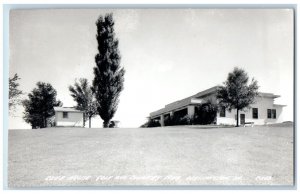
[{"x1": 6, "y1": 6, "x2": 295, "y2": 188}]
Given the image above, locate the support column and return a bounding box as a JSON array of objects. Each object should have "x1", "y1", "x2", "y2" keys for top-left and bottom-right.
[
  {"x1": 170, "y1": 111, "x2": 174, "y2": 117},
  {"x1": 187, "y1": 105, "x2": 195, "y2": 118},
  {"x1": 160, "y1": 115, "x2": 165, "y2": 127}
]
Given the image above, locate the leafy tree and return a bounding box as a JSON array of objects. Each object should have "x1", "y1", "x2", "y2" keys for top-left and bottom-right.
[
  {"x1": 69, "y1": 78, "x2": 97, "y2": 128},
  {"x1": 23, "y1": 82, "x2": 62, "y2": 129},
  {"x1": 9, "y1": 73, "x2": 23, "y2": 114},
  {"x1": 216, "y1": 67, "x2": 259, "y2": 127},
  {"x1": 92, "y1": 13, "x2": 125, "y2": 128}
]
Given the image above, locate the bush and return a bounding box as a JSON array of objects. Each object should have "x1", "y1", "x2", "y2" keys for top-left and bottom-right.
[
  {"x1": 193, "y1": 102, "x2": 218, "y2": 125},
  {"x1": 143, "y1": 119, "x2": 161, "y2": 128},
  {"x1": 176, "y1": 115, "x2": 190, "y2": 125},
  {"x1": 164, "y1": 115, "x2": 173, "y2": 126},
  {"x1": 140, "y1": 122, "x2": 148, "y2": 128},
  {"x1": 164, "y1": 114, "x2": 191, "y2": 126},
  {"x1": 109, "y1": 121, "x2": 116, "y2": 128}
]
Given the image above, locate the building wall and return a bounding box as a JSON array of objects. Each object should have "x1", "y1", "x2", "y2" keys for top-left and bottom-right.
[
  {"x1": 216, "y1": 96, "x2": 284, "y2": 125},
  {"x1": 55, "y1": 111, "x2": 84, "y2": 127}
]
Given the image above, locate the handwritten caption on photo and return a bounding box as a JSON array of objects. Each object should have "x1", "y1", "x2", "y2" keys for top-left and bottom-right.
[{"x1": 45, "y1": 175, "x2": 273, "y2": 182}]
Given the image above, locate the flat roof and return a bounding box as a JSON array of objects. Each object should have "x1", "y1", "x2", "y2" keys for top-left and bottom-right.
[{"x1": 54, "y1": 107, "x2": 83, "y2": 113}]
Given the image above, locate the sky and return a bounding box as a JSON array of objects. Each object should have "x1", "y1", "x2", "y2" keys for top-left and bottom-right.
[{"x1": 9, "y1": 9, "x2": 294, "y2": 129}]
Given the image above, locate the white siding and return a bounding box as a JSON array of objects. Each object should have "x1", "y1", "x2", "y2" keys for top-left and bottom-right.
[
  {"x1": 55, "y1": 111, "x2": 84, "y2": 127},
  {"x1": 216, "y1": 96, "x2": 284, "y2": 125}
]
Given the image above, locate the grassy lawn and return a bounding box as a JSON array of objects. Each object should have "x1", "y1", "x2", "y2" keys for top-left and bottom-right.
[{"x1": 8, "y1": 125, "x2": 294, "y2": 187}]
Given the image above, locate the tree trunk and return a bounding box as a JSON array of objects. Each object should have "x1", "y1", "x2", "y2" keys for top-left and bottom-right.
[
  {"x1": 236, "y1": 109, "x2": 239, "y2": 127},
  {"x1": 103, "y1": 121, "x2": 109, "y2": 128},
  {"x1": 43, "y1": 116, "x2": 46, "y2": 128},
  {"x1": 89, "y1": 116, "x2": 91, "y2": 128},
  {"x1": 83, "y1": 113, "x2": 86, "y2": 127}
]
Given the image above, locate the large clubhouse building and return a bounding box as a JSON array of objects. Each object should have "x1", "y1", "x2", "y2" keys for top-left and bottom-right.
[{"x1": 149, "y1": 86, "x2": 285, "y2": 126}]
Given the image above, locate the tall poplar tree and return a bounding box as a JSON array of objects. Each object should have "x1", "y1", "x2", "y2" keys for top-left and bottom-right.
[{"x1": 92, "y1": 13, "x2": 125, "y2": 128}]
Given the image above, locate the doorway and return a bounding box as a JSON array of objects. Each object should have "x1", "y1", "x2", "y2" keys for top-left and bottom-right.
[{"x1": 240, "y1": 114, "x2": 245, "y2": 125}]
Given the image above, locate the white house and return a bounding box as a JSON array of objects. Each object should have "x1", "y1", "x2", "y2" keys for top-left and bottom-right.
[
  {"x1": 53, "y1": 107, "x2": 84, "y2": 127},
  {"x1": 149, "y1": 86, "x2": 286, "y2": 126}
]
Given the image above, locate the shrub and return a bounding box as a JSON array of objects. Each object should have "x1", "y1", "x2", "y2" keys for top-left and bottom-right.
[
  {"x1": 164, "y1": 114, "x2": 192, "y2": 126},
  {"x1": 109, "y1": 121, "x2": 115, "y2": 128},
  {"x1": 177, "y1": 115, "x2": 191, "y2": 125},
  {"x1": 164, "y1": 115, "x2": 174, "y2": 126},
  {"x1": 146, "y1": 119, "x2": 161, "y2": 127},
  {"x1": 140, "y1": 122, "x2": 148, "y2": 128},
  {"x1": 193, "y1": 102, "x2": 218, "y2": 125}
]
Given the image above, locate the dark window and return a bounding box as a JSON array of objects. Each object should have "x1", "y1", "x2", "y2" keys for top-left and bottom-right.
[
  {"x1": 252, "y1": 108, "x2": 258, "y2": 119},
  {"x1": 63, "y1": 112, "x2": 68, "y2": 118},
  {"x1": 220, "y1": 106, "x2": 226, "y2": 117},
  {"x1": 267, "y1": 109, "x2": 272, "y2": 119},
  {"x1": 272, "y1": 109, "x2": 276, "y2": 119}
]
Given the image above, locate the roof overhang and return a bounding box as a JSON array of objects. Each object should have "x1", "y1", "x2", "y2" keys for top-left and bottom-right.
[
  {"x1": 54, "y1": 107, "x2": 84, "y2": 113},
  {"x1": 274, "y1": 104, "x2": 287, "y2": 107},
  {"x1": 259, "y1": 93, "x2": 280, "y2": 98}
]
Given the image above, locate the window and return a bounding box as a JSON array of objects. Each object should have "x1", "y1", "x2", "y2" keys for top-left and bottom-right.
[
  {"x1": 63, "y1": 112, "x2": 68, "y2": 118},
  {"x1": 220, "y1": 106, "x2": 226, "y2": 117},
  {"x1": 267, "y1": 109, "x2": 272, "y2": 119},
  {"x1": 252, "y1": 108, "x2": 258, "y2": 119},
  {"x1": 267, "y1": 109, "x2": 276, "y2": 119},
  {"x1": 272, "y1": 109, "x2": 276, "y2": 119}
]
